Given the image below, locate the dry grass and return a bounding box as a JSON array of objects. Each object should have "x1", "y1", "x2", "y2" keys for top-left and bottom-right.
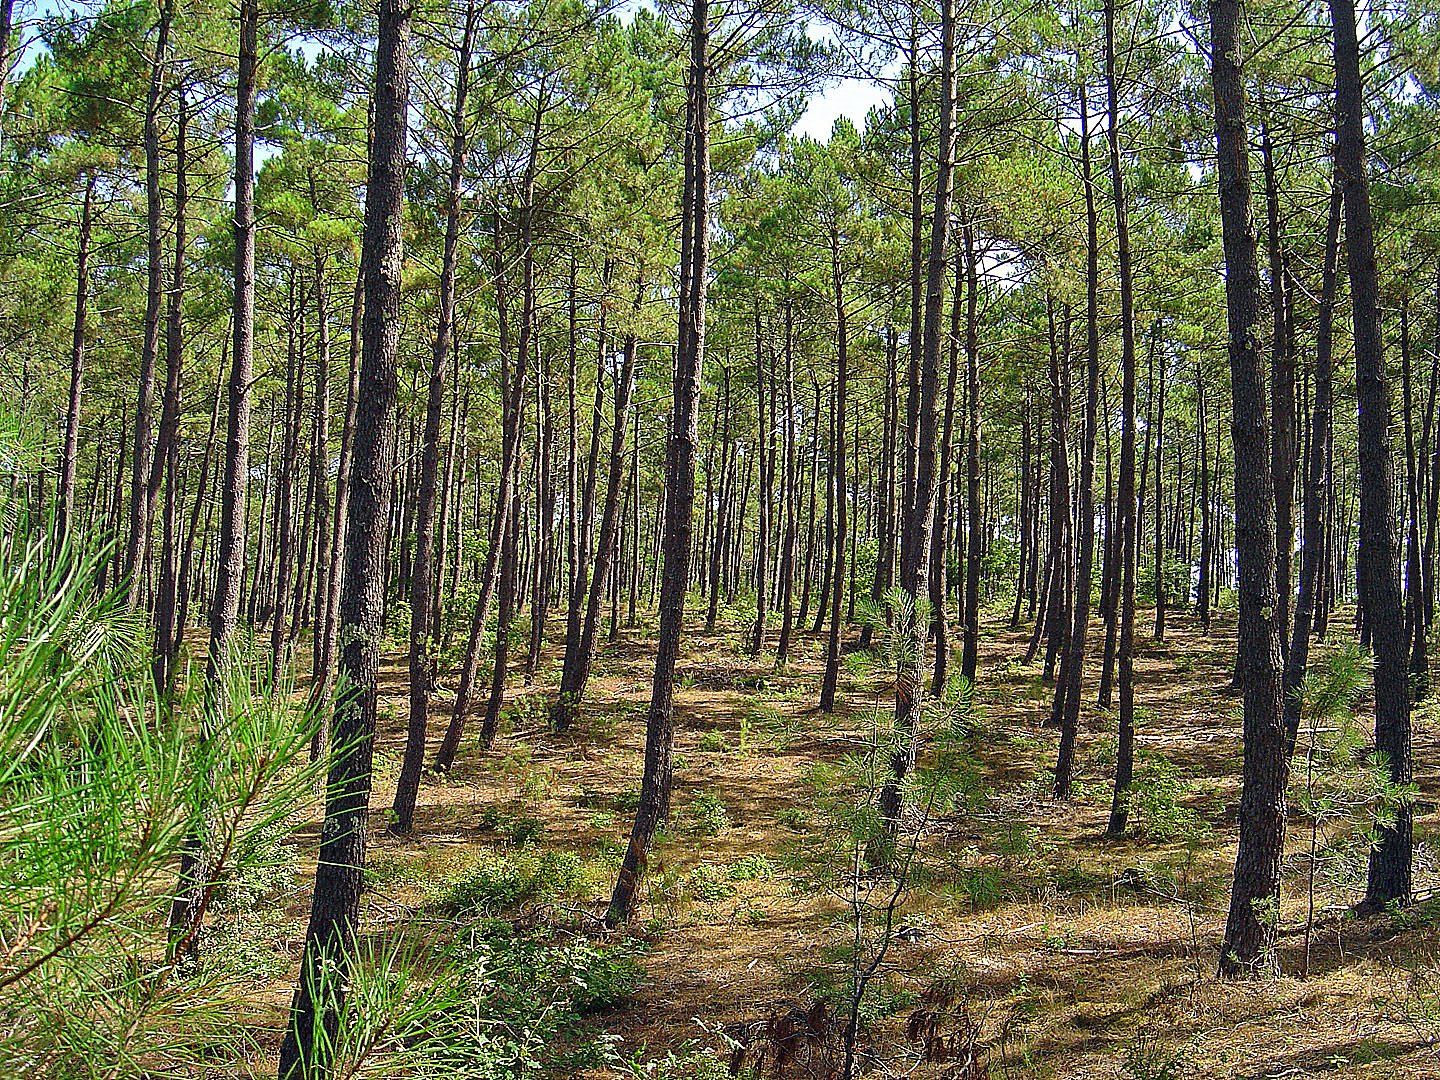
[{"x1": 251, "y1": 606, "x2": 1440, "y2": 1078}]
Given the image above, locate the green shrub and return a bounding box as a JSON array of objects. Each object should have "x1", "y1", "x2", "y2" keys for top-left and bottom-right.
[
  {"x1": 682, "y1": 791, "x2": 730, "y2": 837},
  {"x1": 1130, "y1": 753, "x2": 1213, "y2": 842},
  {"x1": 433, "y1": 848, "x2": 588, "y2": 915},
  {"x1": 727, "y1": 854, "x2": 773, "y2": 881},
  {"x1": 685, "y1": 862, "x2": 736, "y2": 902},
  {"x1": 478, "y1": 806, "x2": 547, "y2": 845}
]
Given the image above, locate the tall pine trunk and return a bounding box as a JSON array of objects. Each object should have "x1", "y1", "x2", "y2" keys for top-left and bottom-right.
[
  {"x1": 1211, "y1": 0, "x2": 1289, "y2": 976},
  {"x1": 279, "y1": 0, "x2": 411, "y2": 1067},
  {"x1": 1331, "y1": 0, "x2": 1413, "y2": 908},
  {"x1": 607, "y1": 0, "x2": 708, "y2": 924}
]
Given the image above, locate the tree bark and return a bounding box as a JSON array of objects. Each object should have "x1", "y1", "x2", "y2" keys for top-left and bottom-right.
[
  {"x1": 607, "y1": 0, "x2": 708, "y2": 924},
  {"x1": 392, "y1": 4, "x2": 476, "y2": 833},
  {"x1": 1211, "y1": 0, "x2": 1289, "y2": 976},
  {"x1": 1330, "y1": 0, "x2": 1413, "y2": 908},
  {"x1": 279, "y1": 0, "x2": 411, "y2": 1068}
]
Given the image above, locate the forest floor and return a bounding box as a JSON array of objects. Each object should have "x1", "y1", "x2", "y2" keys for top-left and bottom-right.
[{"x1": 251, "y1": 606, "x2": 1440, "y2": 1079}]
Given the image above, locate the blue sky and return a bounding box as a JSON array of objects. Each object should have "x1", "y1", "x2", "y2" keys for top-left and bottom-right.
[{"x1": 17, "y1": 0, "x2": 892, "y2": 141}]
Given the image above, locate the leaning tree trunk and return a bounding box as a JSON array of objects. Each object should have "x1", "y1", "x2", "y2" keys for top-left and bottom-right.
[
  {"x1": 876, "y1": 0, "x2": 955, "y2": 850},
  {"x1": 392, "y1": 4, "x2": 476, "y2": 834},
  {"x1": 1052, "y1": 76, "x2": 1101, "y2": 800},
  {"x1": 607, "y1": 0, "x2": 708, "y2": 925},
  {"x1": 278, "y1": 0, "x2": 411, "y2": 1070}
]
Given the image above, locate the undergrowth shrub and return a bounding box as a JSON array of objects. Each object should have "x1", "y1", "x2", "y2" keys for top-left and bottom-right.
[
  {"x1": 432, "y1": 847, "x2": 588, "y2": 915},
  {"x1": 682, "y1": 791, "x2": 730, "y2": 836},
  {"x1": 1129, "y1": 753, "x2": 1213, "y2": 842}
]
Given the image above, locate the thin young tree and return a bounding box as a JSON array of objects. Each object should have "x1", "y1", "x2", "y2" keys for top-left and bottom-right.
[
  {"x1": 392, "y1": 0, "x2": 478, "y2": 835},
  {"x1": 607, "y1": 0, "x2": 708, "y2": 924}
]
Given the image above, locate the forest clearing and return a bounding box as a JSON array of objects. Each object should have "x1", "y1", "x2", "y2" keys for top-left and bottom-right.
[{"x1": 4, "y1": 0, "x2": 1440, "y2": 1073}]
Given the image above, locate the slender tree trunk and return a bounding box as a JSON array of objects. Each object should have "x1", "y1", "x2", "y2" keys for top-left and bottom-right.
[
  {"x1": 960, "y1": 221, "x2": 982, "y2": 684},
  {"x1": 1262, "y1": 107, "x2": 1296, "y2": 655},
  {"x1": 153, "y1": 87, "x2": 188, "y2": 696},
  {"x1": 607, "y1": 0, "x2": 708, "y2": 924},
  {"x1": 1052, "y1": 77, "x2": 1101, "y2": 799},
  {"x1": 821, "y1": 239, "x2": 849, "y2": 712},
  {"x1": 1152, "y1": 324, "x2": 1166, "y2": 642},
  {"x1": 750, "y1": 303, "x2": 772, "y2": 656},
  {"x1": 552, "y1": 279, "x2": 642, "y2": 733},
  {"x1": 1105, "y1": 0, "x2": 1140, "y2": 838},
  {"x1": 878, "y1": 0, "x2": 955, "y2": 847},
  {"x1": 279, "y1": 0, "x2": 411, "y2": 1068},
  {"x1": 776, "y1": 301, "x2": 799, "y2": 666},
  {"x1": 1403, "y1": 303, "x2": 1430, "y2": 700},
  {"x1": 56, "y1": 173, "x2": 94, "y2": 549},
  {"x1": 125, "y1": 1, "x2": 172, "y2": 609},
  {"x1": 392, "y1": 7, "x2": 476, "y2": 833},
  {"x1": 169, "y1": 0, "x2": 256, "y2": 958}
]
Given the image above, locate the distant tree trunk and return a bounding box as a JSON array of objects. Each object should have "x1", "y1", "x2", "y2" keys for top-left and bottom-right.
[
  {"x1": 960, "y1": 221, "x2": 981, "y2": 685},
  {"x1": 434, "y1": 208, "x2": 526, "y2": 772},
  {"x1": 706, "y1": 364, "x2": 733, "y2": 631},
  {"x1": 1331, "y1": 0, "x2": 1413, "y2": 908},
  {"x1": 527, "y1": 345, "x2": 556, "y2": 681},
  {"x1": 931, "y1": 247, "x2": 962, "y2": 692},
  {"x1": 309, "y1": 255, "x2": 333, "y2": 683},
  {"x1": 392, "y1": 7, "x2": 476, "y2": 833},
  {"x1": 315, "y1": 271, "x2": 363, "y2": 729},
  {"x1": 1105, "y1": 0, "x2": 1140, "y2": 839},
  {"x1": 859, "y1": 328, "x2": 899, "y2": 652},
  {"x1": 269, "y1": 273, "x2": 303, "y2": 682},
  {"x1": 821, "y1": 239, "x2": 849, "y2": 713},
  {"x1": 1196, "y1": 366, "x2": 1212, "y2": 630},
  {"x1": 1041, "y1": 295, "x2": 1072, "y2": 694},
  {"x1": 750, "y1": 303, "x2": 772, "y2": 656},
  {"x1": 1261, "y1": 107, "x2": 1296, "y2": 655},
  {"x1": 551, "y1": 280, "x2": 641, "y2": 733},
  {"x1": 478, "y1": 92, "x2": 545, "y2": 750},
  {"x1": 178, "y1": 359, "x2": 224, "y2": 666},
  {"x1": 776, "y1": 300, "x2": 799, "y2": 666},
  {"x1": 560, "y1": 271, "x2": 608, "y2": 649},
  {"x1": 1052, "y1": 76, "x2": 1101, "y2": 800},
  {"x1": 153, "y1": 86, "x2": 188, "y2": 696},
  {"x1": 607, "y1": 0, "x2": 708, "y2": 924},
  {"x1": 279, "y1": 0, "x2": 411, "y2": 1068},
  {"x1": 56, "y1": 173, "x2": 94, "y2": 549},
  {"x1": 168, "y1": 0, "x2": 256, "y2": 959},
  {"x1": 1403, "y1": 303, "x2": 1430, "y2": 701},
  {"x1": 125, "y1": 1, "x2": 172, "y2": 609},
  {"x1": 1151, "y1": 324, "x2": 1166, "y2": 642},
  {"x1": 1211, "y1": 0, "x2": 1289, "y2": 977},
  {"x1": 877, "y1": 0, "x2": 954, "y2": 847}
]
